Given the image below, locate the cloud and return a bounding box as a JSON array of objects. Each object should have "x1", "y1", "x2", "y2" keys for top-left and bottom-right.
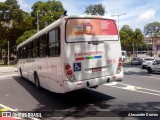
[
  {"x1": 18, "y1": 0, "x2": 31, "y2": 11},
  {"x1": 136, "y1": 9, "x2": 156, "y2": 25},
  {"x1": 60, "y1": 0, "x2": 98, "y2": 15},
  {"x1": 0, "y1": 0, "x2": 5, "y2": 2},
  {"x1": 125, "y1": 8, "x2": 158, "y2": 30}
]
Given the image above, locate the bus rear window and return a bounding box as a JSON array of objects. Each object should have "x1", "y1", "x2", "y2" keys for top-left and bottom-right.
[{"x1": 66, "y1": 18, "x2": 118, "y2": 43}]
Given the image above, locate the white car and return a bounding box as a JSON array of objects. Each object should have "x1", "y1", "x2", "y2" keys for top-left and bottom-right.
[
  {"x1": 122, "y1": 51, "x2": 127, "y2": 62},
  {"x1": 142, "y1": 57, "x2": 155, "y2": 69},
  {"x1": 147, "y1": 58, "x2": 160, "y2": 73}
]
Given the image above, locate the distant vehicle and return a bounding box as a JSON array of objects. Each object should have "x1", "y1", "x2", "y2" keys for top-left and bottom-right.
[
  {"x1": 17, "y1": 15, "x2": 124, "y2": 93},
  {"x1": 122, "y1": 51, "x2": 127, "y2": 62},
  {"x1": 131, "y1": 57, "x2": 143, "y2": 65},
  {"x1": 147, "y1": 58, "x2": 160, "y2": 73},
  {"x1": 142, "y1": 57, "x2": 155, "y2": 69}
]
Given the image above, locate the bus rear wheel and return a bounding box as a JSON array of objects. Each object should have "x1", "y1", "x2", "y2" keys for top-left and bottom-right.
[
  {"x1": 19, "y1": 68, "x2": 23, "y2": 77},
  {"x1": 34, "y1": 72, "x2": 41, "y2": 90}
]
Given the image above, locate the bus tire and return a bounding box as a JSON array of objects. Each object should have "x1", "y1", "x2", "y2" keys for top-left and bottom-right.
[
  {"x1": 19, "y1": 68, "x2": 23, "y2": 77},
  {"x1": 34, "y1": 72, "x2": 41, "y2": 90}
]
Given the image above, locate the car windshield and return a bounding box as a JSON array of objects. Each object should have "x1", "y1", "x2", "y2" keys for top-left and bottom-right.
[
  {"x1": 144, "y1": 58, "x2": 154, "y2": 61},
  {"x1": 156, "y1": 60, "x2": 160, "y2": 64},
  {"x1": 132, "y1": 58, "x2": 137, "y2": 60}
]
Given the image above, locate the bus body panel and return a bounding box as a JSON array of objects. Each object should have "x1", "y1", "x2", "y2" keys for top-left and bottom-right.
[{"x1": 63, "y1": 42, "x2": 121, "y2": 80}]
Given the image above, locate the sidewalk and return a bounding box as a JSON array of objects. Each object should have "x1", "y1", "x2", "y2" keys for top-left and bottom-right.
[{"x1": 0, "y1": 66, "x2": 18, "y2": 73}]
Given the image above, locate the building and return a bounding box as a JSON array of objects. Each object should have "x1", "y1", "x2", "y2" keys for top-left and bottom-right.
[{"x1": 144, "y1": 37, "x2": 160, "y2": 57}]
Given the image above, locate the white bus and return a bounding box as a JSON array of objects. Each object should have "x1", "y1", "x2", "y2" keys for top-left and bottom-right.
[{"x1": 17, "y1": 15, "x2": 123, "y2": 93}]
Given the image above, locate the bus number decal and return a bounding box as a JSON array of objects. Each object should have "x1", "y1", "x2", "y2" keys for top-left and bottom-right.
[
  {"x1": 74, "y1": 63, "x2": 81, "y2": 72},
  {"x1": 106, "y1": 59, "x2": 116, "y2": 64}
]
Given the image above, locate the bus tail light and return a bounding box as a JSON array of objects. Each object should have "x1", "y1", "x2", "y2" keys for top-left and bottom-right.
[
  {"x1": 117, "y1": 57, "x2": 122, "y2": 74},
  {"x1": 67, "y1": 70, "x2": 73, "y2": 75},
  {"x1": 65, "y1": 64, "x2": 76, "y2": 82}
]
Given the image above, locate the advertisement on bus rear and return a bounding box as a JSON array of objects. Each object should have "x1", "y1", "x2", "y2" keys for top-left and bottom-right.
[{"x1": 66, "y1": 18, "x2": 118, "y2": 42}]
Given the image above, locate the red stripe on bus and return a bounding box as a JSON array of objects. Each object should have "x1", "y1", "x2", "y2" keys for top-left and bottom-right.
[{"x1": 76, "y1": 58, "x2": 85, "y2": 61}]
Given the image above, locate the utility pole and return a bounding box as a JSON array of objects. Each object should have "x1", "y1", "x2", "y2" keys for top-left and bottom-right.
[
  {"x1": 8, "y1": 41, "x2": 9, "y2": 66},
  {"x1": 111, "y1": 9, "x2": 127, "y2": 31}
]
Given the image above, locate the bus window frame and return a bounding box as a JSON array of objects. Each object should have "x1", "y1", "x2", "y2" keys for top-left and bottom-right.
[{"x1": 48, "y1": 26, "x2": 61, "y2": 57}]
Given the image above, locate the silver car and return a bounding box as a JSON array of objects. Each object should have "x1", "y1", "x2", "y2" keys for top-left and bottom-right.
[
  {"x1": 147, "y1": 58, "x2": 160, "y2": 73},
  {"x1": 131, "y1": 57, "x2": 143, "y2": 65},
  {"x1": 142, "y1": 57, "x2": 155, "y2": 69}
]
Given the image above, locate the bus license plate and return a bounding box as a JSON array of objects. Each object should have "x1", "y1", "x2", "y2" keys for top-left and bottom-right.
[{"x1": 92, "y1": 67, "x2": 102, "y2": 73}]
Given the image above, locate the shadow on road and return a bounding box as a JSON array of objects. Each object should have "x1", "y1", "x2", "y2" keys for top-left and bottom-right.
[
  {"x1": 12, "y1": 76, "x2": 160, "y2": 119},
  {"x1": 13, "y1": 76, "x2": 115, "y2": 117}
]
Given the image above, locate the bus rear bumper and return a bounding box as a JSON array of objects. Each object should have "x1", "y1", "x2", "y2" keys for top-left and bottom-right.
[{"x1": 64, "y1": 71, "x2": 123, "y2": 93}]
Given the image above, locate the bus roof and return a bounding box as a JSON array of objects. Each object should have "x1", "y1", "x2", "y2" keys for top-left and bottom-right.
[{"x1": 17, "y1": 15, "x2": 116, "y2": 49}]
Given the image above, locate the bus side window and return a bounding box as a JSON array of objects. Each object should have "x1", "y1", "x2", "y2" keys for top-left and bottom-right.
[
  {"x1": 27, "y1": 42, "x2": 32, "y2": 58},
  {"x1": 23, "y1": 46, "x2": 27, "y2": 59},
  {"x1": 33, "y1": 38, "x2": 39, "y2": 58},
  {"x1": 39, "y1": 34, "x2": 47, "y2": 57},
  {"x1": 17, "y1": 48, "x2": 21, "y2": 59},
  {"x1": 48, "y1": 27, "x2": 60, "y2": 57}
]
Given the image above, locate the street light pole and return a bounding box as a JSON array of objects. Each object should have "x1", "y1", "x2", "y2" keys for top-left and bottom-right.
[
  {"x1": 2, "y1": 49, "x2": 3, "y2": 63},
  {"x1": 37, "y1": 10, "x2": 40, "y2": 32},
  {"x1": 111, "y1": 9, "x2": 127, "y2": 31}
]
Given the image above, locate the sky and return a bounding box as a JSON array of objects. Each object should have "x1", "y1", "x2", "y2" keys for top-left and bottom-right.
[{"x1": 1, "y1": 0, "x2": 160, "y2": 31}]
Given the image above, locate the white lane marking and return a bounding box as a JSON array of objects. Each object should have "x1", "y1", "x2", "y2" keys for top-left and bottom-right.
[
  {"x1": 104, "y1": 82, "x2": 160, "y2": 97},
  {"x1": 118, "y1": 82, "x2": 160, "y2": 93},
  {"x1": 0, "y1": 103, "x2": 40, "y2": 120},
  {"x1": 104, "y1": 82, "x2": 118, "y2": 86},
  {"x1": 0, "y1": 74, "x2": 18, "y2": 79},
  {"x1": 0, "y1": 103, "x2": 16, "y2": 111},
  {"x1": 125, "y1": 68, "x2": 160, "y2": 80}
]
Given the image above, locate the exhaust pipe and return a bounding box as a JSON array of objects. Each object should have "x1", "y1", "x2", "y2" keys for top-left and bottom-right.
[{"x1": 107, "y1": 78, "x2": 110, "y2": 83}]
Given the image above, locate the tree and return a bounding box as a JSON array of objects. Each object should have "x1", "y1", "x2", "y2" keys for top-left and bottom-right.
[
  {"x1": 84, "y1": 4, "x2": 105, "y2": 16},
  {"x1": 120, "y1": 25, "x2": 145, "y2": 55},
  {"x1": 5, "y1": 0, "x2": 20, "y2": 9},
  {"x1": 119, "y1": 30, "x2": 130, "y2": 50},
  {"x1": 133, "y1": 28, "x2": 144, "y2": 56},
  {"x1": 144, "y1": 22, "x2": 160, "y2": 37},
  {"x1": 120, "y1": 25, "x2": 134, "y2": 52},
  {"x1": 16, "y1": 30, "x2": 37, "y2": 45},
  {"x1": 0, "y1": 0, "x2": 35, "y2": 64},
  {"x1": 144, "y1": 22, "x2": 160, "y2": 56},
  {"x1": 31, "y1": 0, "x2": 64, "y2": 30}
]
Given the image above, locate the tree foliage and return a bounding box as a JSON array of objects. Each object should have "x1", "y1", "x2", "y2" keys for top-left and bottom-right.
[
  {"x1": 133, "y1": 28, "x2": 144, "y2": 45},
  {"x1": 0, "y1": 0, "x2": 65, "y2": 64},
  {"x1": 119, "y1": 30, "x2": 130, "y2": 50},
  {"x1": 31, "y1": 0, "x2": 64, "y2": 30},
  {"x1": 5, "y1": 0, "x2": 20, "y2": 9},
  {"x1": 120, "y1": 25, "x2": 144, "y2": 53},
  {"x1": 16, "y1": 30, "x2": 37, "y2": 45},
  {"x1": 0, "y1": 0, "x2": 35, "y2": 64},
  {"x1": 84, "y1": 4, "x2": 105, "y2": 16},
  {"x1": 144, "y1": 22, "x2": 160, "y2": 37}
]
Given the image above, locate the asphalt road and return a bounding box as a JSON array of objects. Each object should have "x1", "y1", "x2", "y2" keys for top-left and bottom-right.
[{"x1": 0, "y1": 65, "x2": 160, "y2": 120}]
